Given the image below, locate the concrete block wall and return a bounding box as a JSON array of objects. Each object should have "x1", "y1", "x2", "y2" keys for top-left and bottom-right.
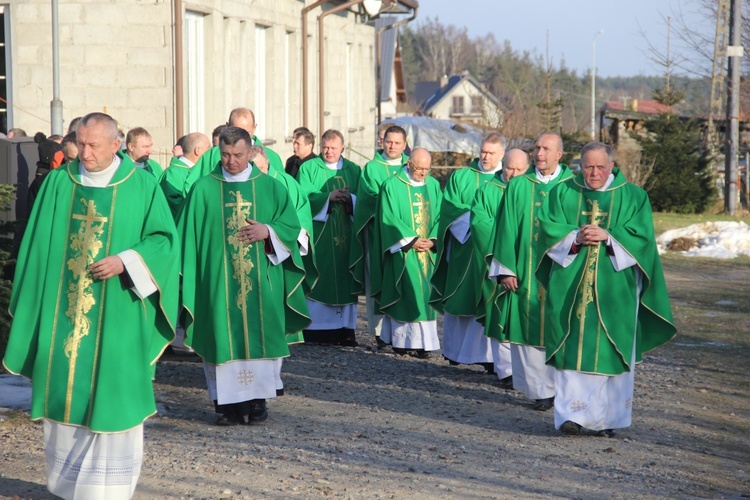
[{"x1": 7, "y1": 0, "x2": 377, "y2": 167}]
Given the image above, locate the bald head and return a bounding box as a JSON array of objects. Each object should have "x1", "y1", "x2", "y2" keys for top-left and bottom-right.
[
  {"x1": 182, "y1": 132, "x2": 211, "y2": 163},
  {"x1": 408, "y1": 148, "x2": 432, "y2": 182},
  {"x1": 227, "y1": 108, "x2": 257, "y2": 136},
  {"x1": 502, "y1": 148, "x2": 529, "y2": 182}
]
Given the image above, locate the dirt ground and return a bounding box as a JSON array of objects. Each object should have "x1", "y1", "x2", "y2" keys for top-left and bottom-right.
[{"x1": 1, "y1": 253, "x2": 749, "y2": 499}]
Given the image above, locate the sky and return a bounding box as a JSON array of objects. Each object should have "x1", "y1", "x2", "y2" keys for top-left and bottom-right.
[{"x1": 414, "y1": 0, "x2": 711, "y2": 78}]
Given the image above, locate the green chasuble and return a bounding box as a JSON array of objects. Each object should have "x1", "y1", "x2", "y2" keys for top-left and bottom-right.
[
  {"x1": 297, "y1": 156, "x2": 361, "y2": 306},
  {"x1": 488, "y1": 165, "x2": 573, "y2": 345},
  {"x1": 159, "y1": 156, "x2": 192, "y2": 220},
  {"x1": 349, "y1": 150, "x2": 408, "y2": 294},
  {"x1": 142, "y1": 157, "x2": 164, "y2": 177},
  {"x1": 3, "y1": 155, "x2": 180, "y2": 433},
  {"x1": 430, "y1": 159, "x2": 497, "y2": 316},
  {"x1": 182, "y1": 139, "x2": 283, "y2": 195},
  {"x1": 469, "y1": 172, "x2": 508, "y2": 324},
  {"x1": 268, "y1": 168, "x2": 319, "y2": 296},
  {"x1": 180, "y1": 166, "x2": 311, "y2": 363},
  {"x1": 373, "y1": 169, "x2": 442, "y2": 322},
  {"x1": 536, "y1": 169, "x2": 676, "y2": 375}
]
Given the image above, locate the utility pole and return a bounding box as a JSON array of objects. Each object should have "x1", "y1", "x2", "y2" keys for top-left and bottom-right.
[
  {"x1": 725, "y1": 0, "x2": 743, "y2": 215},
  {"x1": 707, "y1": 0, "x2": 730, "y2": 149},
  {"x1": 590, "y1": 29, "x2": 603, "y2": 140},
  {"x1": 50, "y1": 0, "x2": 63, "y2": 135}
]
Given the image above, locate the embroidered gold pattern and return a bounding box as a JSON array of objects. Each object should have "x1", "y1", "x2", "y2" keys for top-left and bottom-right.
[
  {"x1": 575, "y1": 199, "x2": 608, "y2": 370},
  {"x1": 412, "y1": 192, "x2": 430, "y2": 277},
  {"x1": 63, "y1": 199, "x2": 107, "y2": 422},
  {"x1": 226, "y1": 191, "x2": 255, "y2": 309}
]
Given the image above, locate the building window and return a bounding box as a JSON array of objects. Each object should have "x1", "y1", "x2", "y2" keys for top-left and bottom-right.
[
  {"x1": 452, "y1": 96, "x2": 464, "y2": 115},
  {"x1": 184, "y1": 11, "x2": 205, "y2": 134},
  {"x1": 471, "y1": 95, "x2": 482, "y2": 114}
]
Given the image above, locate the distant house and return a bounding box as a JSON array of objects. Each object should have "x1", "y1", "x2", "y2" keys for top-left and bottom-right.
[
  {"x1": 599, "y1": 99, "x2": 672, "y2": 147},
  {"x1": 412, "y1": 71, "x2": 502, "y2": 128}
]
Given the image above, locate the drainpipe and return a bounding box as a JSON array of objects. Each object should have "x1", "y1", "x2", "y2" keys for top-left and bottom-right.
[
  {"x1": 301, "y1": 1, "x2": 328, "y2": 130},
  {"x1": 319, "y1": 0, "x2": 367, "y2": 136},
  {"x1": 376, "y1": 3, "x2": 417, "y2": 126},
  {"x1": 174, "y1": 0, "x2": 184, "y2": 138}
]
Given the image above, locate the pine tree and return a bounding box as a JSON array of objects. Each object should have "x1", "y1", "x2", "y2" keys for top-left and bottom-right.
[{"x1": 633, "y1": 113, "x2": 715, "y2": 213}]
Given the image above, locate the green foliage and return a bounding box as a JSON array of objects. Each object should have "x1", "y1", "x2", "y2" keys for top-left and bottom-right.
[
  {"x1": 0, "y1": 184, "x2": 15, "y2": 361},
  {"x1": 633, "y1": 113, "x2": 715, "y2": 213}
]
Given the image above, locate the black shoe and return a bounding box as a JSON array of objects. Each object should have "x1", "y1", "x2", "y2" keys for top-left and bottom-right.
[
  {"x1": 248, "y1": 399, "x2": 268, "y2": 425},
  {"x1": 376, "y1": 337, "x2": 388, "y2": 349},
  {"x1": 532, "y1": 397, "x2": 554, "y2": 411},
  {"x1": 595, "y1": 429, "x2": 616, "y2": 438},
  {"x1": 560, "y1": 420, "x2": 582, "y2": 435},
  {"x1": 442, "y1": 355, "x2": 460, "y2": 366},
  {"x1": 416, "y1": 350, "x2": 435, "y2": 359},
  {"x1": 481, "y1": 362, "x2": 495, "y2": 374},
  {"x1": 216, "y1": 414, "x2": 243, "y2": 426},
  {"x1": 497, "y1": 376, "x2": 513, "y2": 389},
  {"x1": 392, "y1": 347, "x2": 409, "y2": 356},
  {"x1": 340, "y1": 339, "x2": 359, "y2": 347}
]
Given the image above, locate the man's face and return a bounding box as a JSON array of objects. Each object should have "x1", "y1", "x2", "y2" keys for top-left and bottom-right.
[
  {"x1": 221, "y1": 139, "x2": 252, "y2": 175},
  {"x1": 321, "y1": 136, "x2": 344, "y2": 164},
  {"x1": 383, "y1": 132, "x2": 406, "y2": 160},
  {"x1": 230, "y1": 115, "x2": 257, "y2": 136},
  {"x1": 62, "y1": 142, "x2": 79, "y2": 163},
  {"x1": 503, "y1": 155, "x2": 528, "y2": 182},
  {"x1": 479, "y1": 142, "x2": 505, "y2": 170},
  {"x1": 408, "y1": 153, "x2": 431, "y2": 182},
  {"x1": 534, "y1": 134, "x2": 563, "y2": 173},
  {"x1": 377, "y1": 131, "x2": 386, "y2": 149},
  {"x1": 77, "y1": 122, "x2": 121, "y2": 172},
  {"x1": 582, "y1": 148, "x2": 614, "y2": 190},
  {"x1": 172, "y1": 143, "x2": 183, "y2": 157},
  {"x1": 128, "y1": 135, "x2": 152, "y2": 163},
  {"x1": 293, "y1": 136, "x2": 313, "y2": 158}
]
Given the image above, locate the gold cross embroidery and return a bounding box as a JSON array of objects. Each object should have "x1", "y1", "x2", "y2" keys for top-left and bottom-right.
[
  {"x1": 64, "y1": 198, "x2": 108, "y2": 422},
  {"x1": 226, "y1": 191, "x2": 255, "y2": 310},
  {"x1": 412, "y1": 193, "x2": 431, "y2": 276},
  {"x1": 574, "y1": 198, "x2": 609, "y2": 371}
]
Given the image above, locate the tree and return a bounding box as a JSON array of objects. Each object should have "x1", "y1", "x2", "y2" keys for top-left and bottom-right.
[{"x1": 633, "y1": 113, "x2": 715, "y2": 213}]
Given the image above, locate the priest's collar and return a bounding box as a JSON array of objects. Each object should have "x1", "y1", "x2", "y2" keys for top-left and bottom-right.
[
  {"x1": 535, "y1": 164, "x2": 561, "y2": 183},
  {"x1": 583, "y1": 173, "x2": 615, "y2": 191},
  {"x1": 79, "y1": 155, "x2": 121, "y2": 187},
  {"x1": 222, "y1": 163, "x2": 253, "y2": 182},
  {"x1": 179, "y1": 155, "x2": 195, "y2": 167},
  {"x1": 324, "y1": 158, "x2": 344, "y2": 170},
  {"x1": 480, "y1": 159, "x2": 503, "y2": 174},
  {"x1": 402, "y1": 166, "x2": 426, "y2": 186},
  {"x1": 384, "y1": 155, "x2": 403, "y2": 166}
]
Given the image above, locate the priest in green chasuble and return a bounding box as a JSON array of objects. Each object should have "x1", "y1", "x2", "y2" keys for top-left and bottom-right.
[
  {"x1": 297, "y1": 129, "x2": 361, "y2": 346},
  {"x1": 180, "y1": 127, "x2": 310, "y2": 426},
  {"x1": 373, "y1": 148, "x2": 442, "y2": 357},
  {"x1": 536, "y1": 142, "x2": 675, "y2": 436},
  {"x1": 469, "y1": 148, "x2": 529, "y2": 384},
  {"x1": 159, "y1": 132, "x2": 211, "y2": 221},
  {"x1": 350, "y1": 125, "x2": 409, "y2": 345},
  {"x1": 431, "y1": 132, "x2": 506, "y2": 373},
  {"x1": 125, "y1": 126, "x2": 164, "y2": 177},
  {"x1": 488, "y1": 133, "x2": 572, "y2": 411},
  {"x1": 182, "y1": 107, "x2": 284, "y2": 195},
  {"x1": 2, "y1": 112, "x2": 180, "y2": 499}
]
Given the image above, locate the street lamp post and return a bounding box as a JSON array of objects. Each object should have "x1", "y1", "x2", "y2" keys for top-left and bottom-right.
[{"x1": 591, "y1": 29, "x2": 604, "y2": 140}]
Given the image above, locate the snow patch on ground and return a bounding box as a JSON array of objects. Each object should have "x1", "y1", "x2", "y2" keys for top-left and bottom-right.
[{"x1": 657, "y1": 221, "x2": 750, "y2": 259}]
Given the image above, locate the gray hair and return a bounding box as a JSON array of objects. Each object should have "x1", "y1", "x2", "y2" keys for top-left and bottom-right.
[{"x1": 580, "y1": 141, "x2": 613, "y2": 162}]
